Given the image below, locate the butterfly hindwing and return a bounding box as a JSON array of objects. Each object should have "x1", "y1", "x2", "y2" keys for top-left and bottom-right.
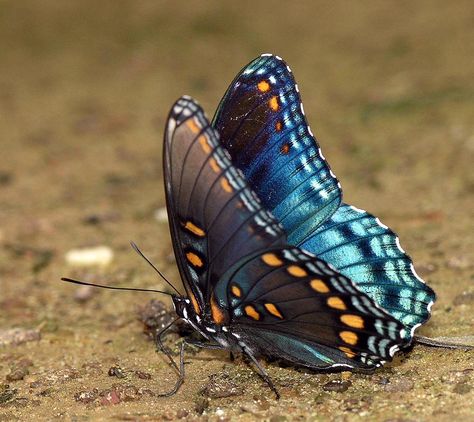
[
  {"x1": 213, "y1": 246, "x2": 409, "y2": 368},
  {"x1": 299, "y1": 203, "x2": 436, "y2": 337},
  {"x1": 212, "y1": 54, "x2": 342, "y2": 245}
]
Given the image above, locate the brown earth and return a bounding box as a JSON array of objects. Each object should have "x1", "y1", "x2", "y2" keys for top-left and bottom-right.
[{"x1": 0, "y1": 1, "x2": 473, "y2": 421}]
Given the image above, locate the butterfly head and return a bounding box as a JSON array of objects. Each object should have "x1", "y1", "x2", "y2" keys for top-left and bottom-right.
[{"x1": 171, "y1": 295, "x2": 196, "y2": 322}]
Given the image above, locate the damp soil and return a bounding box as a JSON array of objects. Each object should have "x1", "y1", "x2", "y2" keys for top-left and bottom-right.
[{"x1": 1, "y1": 1, "x2": 473, "y2": 421}]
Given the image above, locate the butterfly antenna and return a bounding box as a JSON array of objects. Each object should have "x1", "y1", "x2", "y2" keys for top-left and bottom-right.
[
  {"x1": 60, "y1": 277, "x2": 174, "y2": 296},
  {"x1": 130, "y1": 241, "x2": 181, "y2": 295}
]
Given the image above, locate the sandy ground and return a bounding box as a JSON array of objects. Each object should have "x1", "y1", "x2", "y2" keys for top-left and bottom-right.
[{"x1": 0, "y1": 1, "x2": 473, "y2": 421}]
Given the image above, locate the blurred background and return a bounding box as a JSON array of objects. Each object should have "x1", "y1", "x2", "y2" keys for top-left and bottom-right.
[{"x1": 0, "y1": 1, "x2": 473, "y2": 419}]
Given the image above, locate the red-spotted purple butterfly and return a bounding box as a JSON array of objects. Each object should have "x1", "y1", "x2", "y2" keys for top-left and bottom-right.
[{"x1": 64, "y1": 54, "x2": 447, "y2": 398}]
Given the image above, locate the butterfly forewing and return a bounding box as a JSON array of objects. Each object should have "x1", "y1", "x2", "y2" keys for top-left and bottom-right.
[
  {"x1": 214, "y1": 246, "x2": 409, "y2": 368},
  {"x1": 164, "y1": 97, "x2": 286, "y2": 309},
  {"x1": 212, "y1": 54, "x2": 342, "y2": 244}
]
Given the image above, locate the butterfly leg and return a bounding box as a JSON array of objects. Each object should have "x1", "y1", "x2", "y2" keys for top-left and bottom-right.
[
  {"x1": 157, "y1": 341, "x2": 186, "y2": 397},
  {"x1": 185, "y1": 339, "x2": 227, "y2": 350},
  {"x1": 241, "y1": 346, "x2": 280, "y2": 400},
  {"x1": 154, "y1": 318, "x2": 186, "y2": 397}
]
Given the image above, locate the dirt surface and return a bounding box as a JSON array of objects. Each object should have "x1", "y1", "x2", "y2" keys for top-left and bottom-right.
[{"x1": 1, "y1": 1, "x2": 473, "y2": 421}]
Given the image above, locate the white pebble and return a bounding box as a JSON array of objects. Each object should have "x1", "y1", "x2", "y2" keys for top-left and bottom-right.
[
  {"x1": 65, "y1": 246, "x2": 114, "y2": 267},
  {"x1": 154, "y1": 207, "x2": 168, "y2": 223}
]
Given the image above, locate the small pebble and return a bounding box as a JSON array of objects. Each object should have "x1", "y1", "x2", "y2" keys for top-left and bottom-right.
[
  {"x1": 383, "y1": 377, "x2": 414, "y2": 392},
  {"x1": 453, "y1": 382, "x2": 471, "y2": 395},
  {"x1": 323, "y1": 379, "x2": 352, "y2": 392},
  {"x1": 341, "y1": 371, "x2": 352, "y2": 380},
  {"x1": 194, "y1": 396, "x2": 209, "y2": 414},
  {"x1": 0, "y1": 385, "x2": 17, "y2": 404},
  {"x1": 74, "y1": 389, "x2": 99, "y2": 404},
  {"x1": 176, "y1": 409, "x2": 189, "y2": 419},
  {"x1": 269, "y1": 416, "x2": 288, "y2": 422},
  {"x1": 108, "y1": 366, "x2": 126, "y2": 378},
  {"x1": 447, "y1": 256, "x2": 471, "y2": 270},
  {"x1": 65, "y1": 246, "x2": 113, "y2": 267},
  {"x1": 134, "y1": 370, "x2": 152, "y2": 380},
  {"x1": 154, "y1": 207, "x2": 168, "y2": 223},
  {"x1": 100, "y1": 390, "x2": 121, "y2": 406},
  {"x1": 201, "y1": 373, "x2": 243, "y2": 398},
  {"x1": 0, "y1": 328, "x2": 41, "y2": 347},
  {"x1": 6, "y1": 367, "x2": 29, "y2": 382},
  {"x1": 0, "y1": 171, "x2": 13, "y2": 186},
  {"x1": 73, "y1": 285, "x2": 95, "y2": 302}
]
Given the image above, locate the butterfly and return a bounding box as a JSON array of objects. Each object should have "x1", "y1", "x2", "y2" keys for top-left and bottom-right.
[{"x1": 161, "y1": 75, "x2": 433, "y2": 396}]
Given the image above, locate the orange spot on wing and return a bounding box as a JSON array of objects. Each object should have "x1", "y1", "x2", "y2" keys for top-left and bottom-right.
[
  {"x1": 269, "y1": 96, "x2": 279, "y2": 111},
  {"x1": 186, "y1": 251, "x2": 203, "y2": 268},
  {"x1": 287, "y1": 265, "x2": 307, "y2": 277},
  {"x1": 310, "y1": 279, "x2": 330, "y2": 293},
  {"x1": 280, "y1": 143, "x2": 290, "y2": 154},
  {"x1": 340, "y1": 331, "x2": 358, "y2": 345},
  {"x1": 209, "y1": 157, "x2": 220, "y2": 173},
  {"x1": 231, "y1": 285, "x2": 242, "y2": 298},
  {"x1": 275, "y1": 121, "x2": 283, "y2": 131},
  {"x1": 210, "y1": 294, "x2": 226, "y2": 325},
  {"x1": 189, "y1": 292, "x2": 201, "y2": 315},
  {"x1": 220, "y1": 177, "x2": 232, "y2": 193},
  {"x1": 186, "y1": 119, "x2": 200, "y2": 134},
  {"x1": 339, "y1": 346, "x2": 356, "y2": 358},
  {"x1": 198, "y1": 135, "x2": 211, "y2": 153},
  {"x1": 184, "y1": 221, "x2": 205, "y2": 237},
  {"x1": 244, "y1": 305, "x2": 260, "y2": 320},
  {"x1": 262, "y1": 253, "x2": 283, "y2": 267},
  {"x1": 264, "y1": 303, "x2": 283, "y2": 319},
  {"x1": 257, "y1": 80, "x2": 270, "y2": 92},
  {"x1": 341, "y1": 314, "x2": 364, "y2": 329},
  {"x1": 327, "y1": 296, "x2": 346, "y2": 310}
]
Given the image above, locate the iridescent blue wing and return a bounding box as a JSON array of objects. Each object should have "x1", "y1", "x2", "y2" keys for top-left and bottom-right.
[
  {"x1": 163, "y1": 96, "x2": 286, "y2": 312},
  {"x1": 165, "y1": 97, "x2": 411, "y2": 367},
  {"x1": 299, "y1": 204, "x2": 436, "y2": 338},
  {"x1": 214, "y1": 247, "x2": 410, "y2": 369},
  {"x1": 212, "y1": 54, "x2": 342, "y2": 245}
]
